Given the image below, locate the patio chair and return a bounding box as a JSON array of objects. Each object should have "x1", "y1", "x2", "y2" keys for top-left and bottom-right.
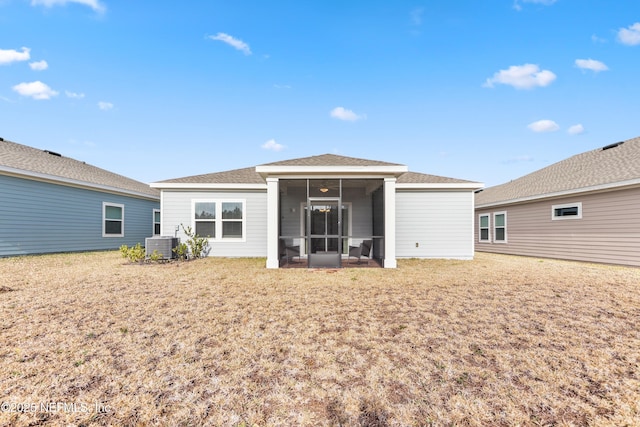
[
  {"x1": 348, "y1": 239, "x2": 372, "y2": 265},
  {"x1": 280, "y1": 239, "x2": 300, "y2": 266}
]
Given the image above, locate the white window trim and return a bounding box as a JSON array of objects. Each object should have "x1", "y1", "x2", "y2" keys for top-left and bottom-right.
[
  {"x1": 478, "y1": 213, "x2": 491, "y2": 242},
  {"x1": 103, "y1": 202, "x2": 124, "y2": 238},
  {"x1": 153, "y1": 209, "x2": 161, "y2": 236},
  {"x1": 552, "y1": 202, "x2": 582, "y2": 220},
  {"x1": 493, "y1": 211, "x2": 507, "y2": 243},
  {"x1": 192, "y1": 199, "x2": 246, "y2": 242}
]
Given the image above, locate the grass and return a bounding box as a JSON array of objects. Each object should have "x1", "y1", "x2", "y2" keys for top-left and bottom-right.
[{"x1": 1, "y1": 251, "x2": 639, "y2": 426}]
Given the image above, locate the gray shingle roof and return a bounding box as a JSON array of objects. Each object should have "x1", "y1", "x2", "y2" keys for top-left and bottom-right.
[
  {"x1": 476, "y1": 136, "x2": 640, "y2": 206},
  {"x1": 0, "y1": 139, "x2": 159, "y2": 198},
  {"x1": 156, "y1": 153, "x2": 479, "y2": 185},
  {"x1": 397, "y1": 171, "x2": 479, "y2": 184},
  {"x1": 155, "y1": 167, "x2": 265, "y2": 184},
  {"x1": 261, "y1": 153, "x2": 403, "y2": 167}
]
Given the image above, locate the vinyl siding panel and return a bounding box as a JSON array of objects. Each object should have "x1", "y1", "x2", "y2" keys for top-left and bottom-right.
[
  {"x1": 475, "y1": 186, "x2": 640, "y2": 266},
  {"x1": 0, "y1": 174, "x2": 159, "y2": 256},
  {"x1": 396, "y1": 190, "x2": 474, "y2": 259},
  {"x1": 279, "y1": 186, "x2": 305, "y2": 240},
  {"x1": 161, "y1": 189, "x2": 267, "y2": 257},
  {"x1": 344, "y1": 186, "x2": 374, "y2": 243}
]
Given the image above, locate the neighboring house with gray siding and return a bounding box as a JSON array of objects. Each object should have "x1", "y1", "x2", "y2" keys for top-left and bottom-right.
[
  {"x1": 475, "y1": 136, "x2": 640, "y2": 267},
  {"x1": 0, "y1": 138, "x2": 160, "y2": 257},
  {"x1": 151, "y1": 154, "x2": 483, "y2": 268}
]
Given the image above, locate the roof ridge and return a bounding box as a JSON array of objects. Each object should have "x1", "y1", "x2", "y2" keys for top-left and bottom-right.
[{"x1": 260, "y1": 153, "x2": 405, "y2": 167}]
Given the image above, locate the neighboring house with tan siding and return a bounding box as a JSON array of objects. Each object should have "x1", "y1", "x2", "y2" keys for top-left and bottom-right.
[{"x1": 475, "y1": 136, "x2": 640, "y2": 267}]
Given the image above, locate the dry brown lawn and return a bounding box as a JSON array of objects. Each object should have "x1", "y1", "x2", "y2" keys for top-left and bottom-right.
[{"x1": 1, "y1": 251, "x2": 639, "y2": 426}]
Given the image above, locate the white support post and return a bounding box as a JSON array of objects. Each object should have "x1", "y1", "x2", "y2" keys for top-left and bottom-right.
[
  {"x1": 266, "y1": 177, "x2": 280, "y2": 268},
  {"x1": 383, "y1": 177, "x2": 397, "y2": 268}
]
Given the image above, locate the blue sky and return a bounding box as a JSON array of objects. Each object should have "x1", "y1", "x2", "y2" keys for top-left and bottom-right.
[{"x1": 1, "y1": 0, "x2": 639, "y2": 187}]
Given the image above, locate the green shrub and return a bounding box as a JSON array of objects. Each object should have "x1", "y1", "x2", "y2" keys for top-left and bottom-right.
[
  {"x1": 180, "y1": 224, "x2": 209, "y2": 259},
  {"x1": 148, "y1": 249, "x2": 163, "y2": 262},
  {"x1": 119, "y1": 243, "x2": 146, "y2": 263},
  {"x1": 173, "y1": 242, "x2": 189, "y2": 261}
]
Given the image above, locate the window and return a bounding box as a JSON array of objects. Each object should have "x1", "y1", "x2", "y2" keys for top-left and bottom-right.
[
  {"x1": 222, "y1": 202, "x2": 243, "y2": 238},
  {"x1": 494, "y1": 212, "x2": 506, "y2": 243},
  {"x1": 479, "y1": 214, "x2": 490, "y2": 242},
  {"x1": 552, "y1": 202, "x2": 582, "y2": 220},
  {"x1": 103, "y1": 202, "x2": 124, "y2": 237},
  {"x1": 153, "y1": 209, "x2": 161, "y2": 235},
  {"x1": 193, "y1": 200, "x2": 245, "y2": 240},
  {"x1": 194, "y1": 201, "x2": 216, "y2": 238}
]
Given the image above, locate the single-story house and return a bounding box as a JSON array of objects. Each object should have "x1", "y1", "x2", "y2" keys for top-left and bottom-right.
[
  {"x1": 151, "y1": 154, "x2": 483, "y2": 268},
  {"x1": 475, "y1": 136, "x2": 640, "y2": 267},
  {"x1": 0, "y1": 138, "x2": 160, "y2": 257}
]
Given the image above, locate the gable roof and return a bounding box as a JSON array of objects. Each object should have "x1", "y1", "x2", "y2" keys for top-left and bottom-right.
[
  {"x1": 154, "y1": 166, "x2": 265, "y2": 185},
  {"x1": 262, "y1": 153, "x2": 404, "y2": 167},
  {"x1": 0, "y1": 138, "x2": 159, "y2": 199},
  {"x1": 153, "y1": 153, "x2": 482, "y2": 189},
  {"x1": 476, "y1": 136, "x2": 640, "y2": 207}
]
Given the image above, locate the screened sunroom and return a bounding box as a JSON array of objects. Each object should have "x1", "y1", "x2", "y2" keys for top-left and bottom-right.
[{"x1": 276, "y1": 178, "x2": 385, "y2": 268}]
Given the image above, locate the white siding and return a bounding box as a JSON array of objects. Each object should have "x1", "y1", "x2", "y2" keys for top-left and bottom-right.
[
  {"x1": 396, "y1": 190, "x2": 474, "y2": 259},
  {"x1": 279, "y1": 186, "x2": 304, "y2": 239},
  {"x1": 161, "y1": 189, "x2": 267, "y2": 257}
]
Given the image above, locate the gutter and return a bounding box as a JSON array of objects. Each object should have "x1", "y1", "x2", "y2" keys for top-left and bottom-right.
[{"x1": 476, "y1": 178, "x2": 640, "y2": 209}]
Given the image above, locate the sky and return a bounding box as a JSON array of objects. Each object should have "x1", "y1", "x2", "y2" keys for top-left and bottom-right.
[{"x1": 1, "y1": 0, "x2": 639, "y2": 187}]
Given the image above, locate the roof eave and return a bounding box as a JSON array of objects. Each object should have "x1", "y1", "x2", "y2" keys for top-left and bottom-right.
[
  {"x1": 397, "y1": 182, "x2": 484, "y2": 190},
  {"x1": 1, "y1": 166, "x2": 160, "y2": 201},
  {"x1": 476, "y1": 178, "x2": 640, "y2": 209},
  {"x1": 150, "y1": 182, "x2": 267, "y2": 190}
]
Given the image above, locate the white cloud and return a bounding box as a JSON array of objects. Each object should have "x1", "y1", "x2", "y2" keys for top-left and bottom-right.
[
  {"x1": 513, "y1": 0, "x2": 557, "y2": 11},
  {"x1": 575, "y1": 58, "x2": 608, "y2": 72},
  {"x1": 330, "y1": 106, "x2": 366, "y2": 122},
  {"x1": 410, "y1": 7, "x2": 424, "y2": 26},
  {"x1": 568, "y1": 124, "x2": 585, "y2": 135},
  {"x1": 591, "y1": 34, "x2": 606, "y2": 44},
  {"x1": 29, "y1": 60, "x2": 48, "y2": 71},
  {"x1": 0, "y1": 47, "x2": 30, "y2": 65},
  {"x1": 617, "y1": 22, "x2": 640, "y2": 46},
  {"x1": 273, "y1": 84, "x2": 292, "y2": 89},
  {"x1": 261, "y1": 139, "x2": 285, "y2": 152},
  {"x1": 484, "y1": 64, "x2": 556, "y2": 89},
  {"x1": 503, "y1": 155, "x2": 534, "y2": 164},
  {"x1": 527, "y1": 119, "x2": 560, "y2": 133},
  {"x1": 98, "y1": 101, "x2": 113, "y2": 110},
  {"x1": 208, "y1": 33, "x2": 252, "y2": 55},
  {"x1": 12, "y1": 81, "x2": 58, "y2": 100},
  {"x1": 65, "y1": 90, "x2": 85, "y2": 99},
  {"x1": 31, "y1": 0, "x2": 106, "y2": 13}
]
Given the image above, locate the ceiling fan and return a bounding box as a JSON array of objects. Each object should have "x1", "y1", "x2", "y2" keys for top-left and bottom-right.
[{"x1": 317, "y1": 180, "x2": 340, "y2": 193}]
